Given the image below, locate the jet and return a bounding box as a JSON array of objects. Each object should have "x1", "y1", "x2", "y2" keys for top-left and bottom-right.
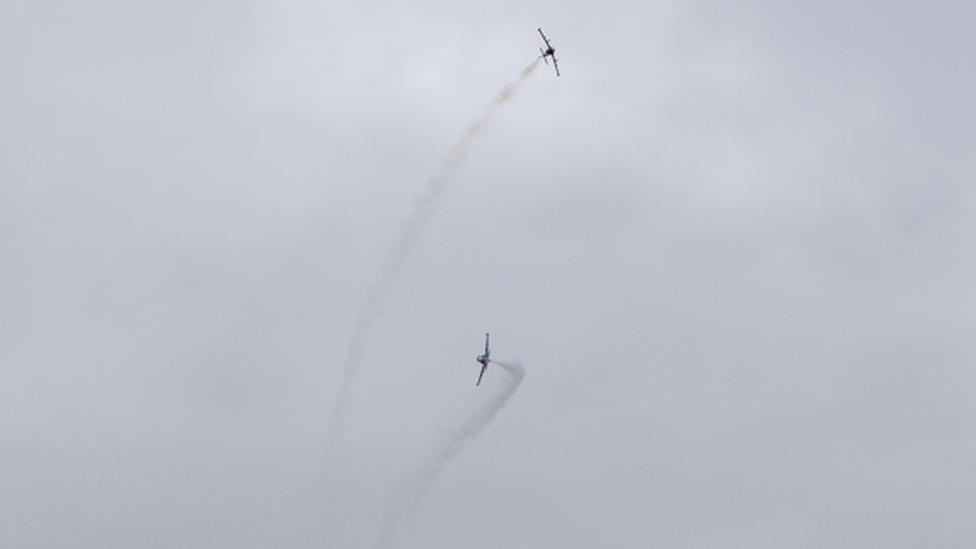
[
  {"x1": 537, "y1": 28, "x2": 560, "y2": 77},
  {"x1": 476, "y1": 333, "x2": 491, "y2": 386}
]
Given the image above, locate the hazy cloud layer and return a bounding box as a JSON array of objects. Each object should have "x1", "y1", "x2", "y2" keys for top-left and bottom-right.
[{"x1": 2, "y1": 1, "x2": 975, "y2": 548}]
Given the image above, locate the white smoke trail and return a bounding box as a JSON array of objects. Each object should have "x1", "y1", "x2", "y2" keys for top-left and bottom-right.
[
  {"x1": 373, "y1": 359, "x2": 526, "y2": 549},
  {"x1": 324, "y1": 60, "x2": 540, "y2": 546},
  {"x1": 328, "y1": 59, "x2": 540, "y2": 451}
]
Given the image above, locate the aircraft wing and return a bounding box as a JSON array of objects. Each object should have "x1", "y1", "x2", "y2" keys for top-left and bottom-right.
[
  {"x1": 552, "y1": 57, "x2": 561, "y2": 76},
  {"x1": 477, "y1": 363, "x2": 488, "y2": 386},
  {"x1": 537, "y1": 28, "x2": 552, "y2": 48}
]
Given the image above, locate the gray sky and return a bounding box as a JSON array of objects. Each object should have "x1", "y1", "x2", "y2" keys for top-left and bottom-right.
[{"x1": 3, "y1": 1, "x2": 976, "y2": 548}]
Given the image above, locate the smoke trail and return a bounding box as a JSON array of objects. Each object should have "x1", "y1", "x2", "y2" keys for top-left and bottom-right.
[
  {"x1": 328, "y1": 59, "x2": 540, "y2": 449},
  {"x1": 324, "y1": 59, "x2": 539, "y2": 546},
  {"x1": 373, "y1": 359, "x2": 526, "y2": 549}
]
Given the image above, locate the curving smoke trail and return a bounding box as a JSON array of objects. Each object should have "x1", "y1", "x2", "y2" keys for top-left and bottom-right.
[
  {"x1": 328, "y1": 59, "x2": 540, "y2": 452},
  {"x1": 324, "y1": 59, "x2": 540, "y2": 546},
  {"x1": 373, "y1": 359, "x2": 526, "y2": 549}
]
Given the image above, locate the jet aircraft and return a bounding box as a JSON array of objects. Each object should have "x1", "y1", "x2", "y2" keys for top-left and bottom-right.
[
  {"x1": 476, "y1": 333, "x2": 491, "y2": 386},
  {"x1": 537, "y1": 28, "x2": 560, "y2": 76}
]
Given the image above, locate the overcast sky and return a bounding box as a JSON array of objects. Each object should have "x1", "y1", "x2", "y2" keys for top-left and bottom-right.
[{"x1": 3, "y1": 1, "x2": 976, "y2": 548}]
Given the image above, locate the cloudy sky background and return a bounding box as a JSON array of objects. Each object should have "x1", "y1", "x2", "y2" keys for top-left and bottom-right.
[{"x1": 3, "y1": 1, "x2": 975, "y2": 548}]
